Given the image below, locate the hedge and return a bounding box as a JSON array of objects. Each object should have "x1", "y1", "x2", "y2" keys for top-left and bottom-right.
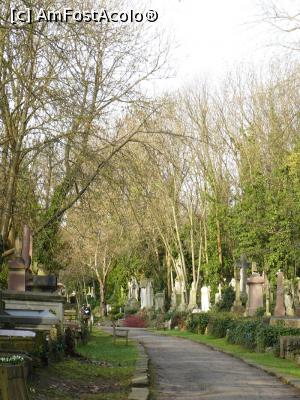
[
  {"x1": 256, "y1": 324, "x2": 300, "y2": 354},
  {"x1": 227, "y1": 319, "x2": 261, "y2": 349},
  {"x1": 186, "y1": 313, "x2": 210, "y2": 334},
  {"x1": 186, "y1": 312, "x2": 300, "y2": 354},
  {"x1": 206, "y1": 313, "x2": 236, "y2": 338}
]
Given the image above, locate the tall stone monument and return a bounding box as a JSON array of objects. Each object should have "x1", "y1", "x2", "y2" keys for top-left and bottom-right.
[
  {"x1": 264, "y1": 272, "x2": 271, "y2": 317},
  {"x1": 238, "y1": 254, "x2": 250, "y2": 295},
  {"x1": 8, "y1": 236, "x2": 26, "y2": 291},
  {"x1": 125, "y1": 277, "x2": 140, "y2": 312},
  {"x1": 128, "y1": 277, "x2": 139, "y2": 301},
  {"x1": 274, "y1": 270, "x2": 285, "y2": 317}
]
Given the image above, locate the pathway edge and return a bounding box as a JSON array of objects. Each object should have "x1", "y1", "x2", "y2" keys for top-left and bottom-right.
[{"x1": 129, "y1": 341, "x2": 150, "y2": 400}]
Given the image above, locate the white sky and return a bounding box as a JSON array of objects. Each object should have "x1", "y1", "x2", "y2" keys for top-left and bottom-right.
[{"x1": 139, "y1": 0, "x2": 300, "y2": 93}]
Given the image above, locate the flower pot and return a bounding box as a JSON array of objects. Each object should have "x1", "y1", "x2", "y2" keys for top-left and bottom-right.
[{"x1": 0, "y1": 363, "x2": 29, "y2": 400}]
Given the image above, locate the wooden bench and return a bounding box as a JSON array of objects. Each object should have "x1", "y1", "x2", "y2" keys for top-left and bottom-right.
[{"x1": 112, "y1": 323, "x2": 129, "y2": 345}]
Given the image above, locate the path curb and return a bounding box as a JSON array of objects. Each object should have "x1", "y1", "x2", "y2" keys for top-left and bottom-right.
[
  {"x1": 129, "y1": 342, "x2": 150, "y2": 400},
  {"x1": 160, "y1": 332, "x2": 300, "y2": 393}
]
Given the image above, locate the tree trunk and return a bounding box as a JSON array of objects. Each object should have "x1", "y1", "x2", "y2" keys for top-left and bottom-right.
[{"x1": 99, "y1": 281, "x2": 106, "y2": 317}]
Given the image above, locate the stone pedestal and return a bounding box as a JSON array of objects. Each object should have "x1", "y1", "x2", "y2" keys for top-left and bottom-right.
[
  {"x1": 2, "y1": 290, "x2": 65, "y2": 329},
  {"x1": 246, "y1": 274, "x2": 264, "y2": 316}
]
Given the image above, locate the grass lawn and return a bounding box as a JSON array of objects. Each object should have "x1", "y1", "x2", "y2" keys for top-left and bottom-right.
[
  {"x1": 152, "y1": 329, "x2": 300, "y2": 380},
  {"x1": 29, "y1": 329, "x2": 138, "y2": 400}
]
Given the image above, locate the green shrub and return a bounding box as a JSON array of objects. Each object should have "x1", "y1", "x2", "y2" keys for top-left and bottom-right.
[
  {"x1": 256, "y1": 324, "x2": 300, "y2": 353},
  {"x1": 227, "y1": 319, "x2": 261, "y2": 349},
  {"x1": 207, "y1": 313, "x2": 235, "y2": 338},
  {"x1": 255, "y1": 307, "x2": 265, "y2": 318},
  {"x1": 170, "y1": 311, "x2": 189, "y2": 330},
  {"x1": 186, "y1": 313, "x2": 210, "y2": 334},
  {"x1": 216, "y1": 287, "x2": 235, "y2": 311}
]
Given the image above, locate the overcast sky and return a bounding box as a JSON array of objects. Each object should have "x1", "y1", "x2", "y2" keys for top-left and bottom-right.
[{"x1": 140, "y1": 0, "x2": 300, "y2": 93}]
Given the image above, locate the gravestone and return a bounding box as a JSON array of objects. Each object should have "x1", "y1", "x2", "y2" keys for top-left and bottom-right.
[
  {"x1": 140, "y1": 279, "x2": 153, "y2": 310},
  {"x1": 284, "y1": 280, "x2": 294, "y2": 317},
  {"x1": 229, "y1": 278, "x2": 236, "y2": 289},
  {"x1": 215, "y1": 283, "x2": 222, "y2": 304},
  {"x1": 280, "y1": 336, "x2": 300, "y2": 360},
  {"x1": 170, "y1": 290, "x2": 177, "y2": 310},
  {"x1": 201, "y1": 286, "x2": 211, "y2": 312},
  {"x1": 174, "y1": 278, "x2": 182, "y2": 307},
  {"x1": 178, "y1": 285, "x2": 187, "y2": 312},
  {"x1": 274, "y1": 270, "x2": 286, "y2": 317},
  {"x1": 31, "y1": 275, "x2": 57, "y2": 293},
  {"x1": 246, "y1": 268, "x2": 265, "y2": 316},
  {"x1": 154, "y1": 292, "x2": 165, "y2": 312},
  {"x1": 188, "y1": 281, "x2": 198, "y2": 310}
]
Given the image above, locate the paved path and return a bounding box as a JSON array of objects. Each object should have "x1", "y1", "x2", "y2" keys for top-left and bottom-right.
[{"x1": 128, "y1": 329, "x2": 300, "y2": 400}]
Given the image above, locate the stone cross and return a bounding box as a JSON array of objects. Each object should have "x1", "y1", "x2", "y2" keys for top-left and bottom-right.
[{"x1": 274, "y1": 270, "x2": 285, "y2": 317}]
